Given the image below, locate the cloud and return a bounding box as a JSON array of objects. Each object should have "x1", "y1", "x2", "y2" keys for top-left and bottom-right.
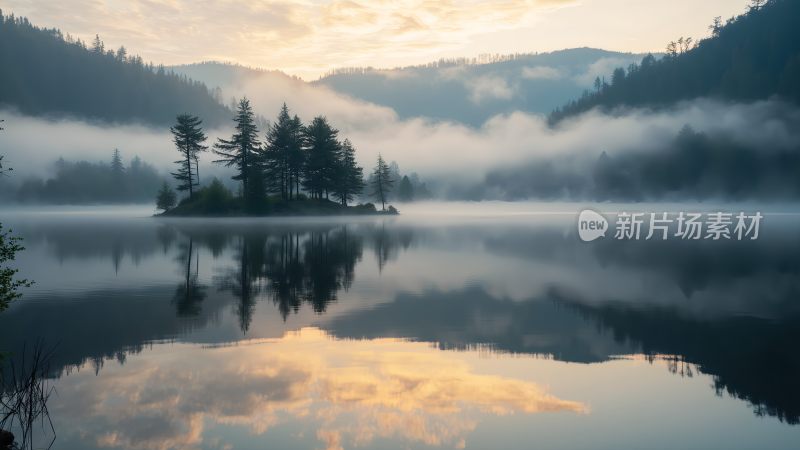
[
  {"x1": 1, "y1": 0, "x2": 576, "y2": 79},
  {"x1": 203, "y1": 70, "x2": 798, "y2": 185},
  {"x1": 466, "y1": 75, "x2": 516, "y2": 103},
  {"x1": 228, "y1": 71, "x2": 399, "y2": 132},
  {"x1": 345, "y1": 99, "x2": 800, "y2": 183},
  {"x1": 4, "y1": 97, "x2": 800, "y2": 192},
  {"x1": 1, "y1": 0, "x2": 755, "y2": 80}
]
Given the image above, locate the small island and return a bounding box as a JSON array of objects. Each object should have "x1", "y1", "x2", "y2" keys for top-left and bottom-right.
[
  {"x1": 155, "y1": 101, "x2": 400, "y2": 217},
  {"x1": 159, "y1": 180, "x2": 398, "y2": 216}
]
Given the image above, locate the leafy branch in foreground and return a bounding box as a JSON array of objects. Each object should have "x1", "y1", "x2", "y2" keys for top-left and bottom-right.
[
  {"x1": 0, "y1": 119, "x2": 11, "y2": 175},
  {"x1": 0, "y1": 225, "x2": 32, "y2": 313},
  {"x1": 0, "y1": 155, "x2": 10, "y2": 176}
]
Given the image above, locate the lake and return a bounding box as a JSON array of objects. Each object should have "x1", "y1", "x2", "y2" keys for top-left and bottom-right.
[{"x1": 1, "y1": 202, "x2": 799, "y2": 450}]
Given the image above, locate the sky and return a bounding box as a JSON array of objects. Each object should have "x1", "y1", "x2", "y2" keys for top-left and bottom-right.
[{"x1": 1, "y1": 0, "x2": 751, "y2": 80}]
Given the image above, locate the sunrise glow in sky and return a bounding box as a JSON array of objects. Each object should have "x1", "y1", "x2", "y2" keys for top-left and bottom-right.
[{"x1": 2, "y1": 0, "x2": 751, "y2": 79}]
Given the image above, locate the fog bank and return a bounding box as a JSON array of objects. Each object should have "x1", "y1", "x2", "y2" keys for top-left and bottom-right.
[{"x1": 3, "y1": 96, "x2": 799, "y2": 200}]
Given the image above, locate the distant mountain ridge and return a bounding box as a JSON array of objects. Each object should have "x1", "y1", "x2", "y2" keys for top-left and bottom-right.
[
  {"x1": 315, "y1": 48, "x2": 649, "y2": 126},
  {"x1": 171, "y1": 49, "x2": 650, "y2": 127},
  {"x1": 0, "y1": 12, "x2": 230, "y2": 127}
]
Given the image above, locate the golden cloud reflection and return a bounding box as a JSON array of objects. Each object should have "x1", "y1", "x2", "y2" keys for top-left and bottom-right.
[{"x1": 53, "y1": 328, "x2": 587, "y2": 450}]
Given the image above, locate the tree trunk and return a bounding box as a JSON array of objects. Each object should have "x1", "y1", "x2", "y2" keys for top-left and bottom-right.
[
  {"x1": 195, "y1": 158, "x2": 200, "y2": 189},
  {"x1": 187, "y1": 152, "x2": 193, "y2": 199},
  {"x1": 185, "y1": 239, "x2": 192, "y2": 291}
]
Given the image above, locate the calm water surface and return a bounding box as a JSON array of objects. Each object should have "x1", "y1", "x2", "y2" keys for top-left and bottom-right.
[{"x1": 1, "y1": 202, "x2": 799, "y2": 450}]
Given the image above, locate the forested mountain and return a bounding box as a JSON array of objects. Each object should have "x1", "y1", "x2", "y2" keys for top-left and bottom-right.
[
  {"x1": 315, "y1": 49, "x2": 648, "y2": 126},
  {"x1": 551, "y1": 0, "x2": 800, "y2": 122},
  {"x1": 0, "y1": 11, "x2": 230, "y2": 126}
]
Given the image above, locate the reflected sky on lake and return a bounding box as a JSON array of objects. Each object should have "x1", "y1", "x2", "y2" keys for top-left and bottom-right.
[
  {"x1": 1, "y1": 203, "x2": 799, "y2": 449},
  {"x1": 50, "y1": 329, "x2": 587, "y2": 450}
]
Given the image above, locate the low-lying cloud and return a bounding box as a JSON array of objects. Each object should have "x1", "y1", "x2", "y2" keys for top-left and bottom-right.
[
  {"x1": 466, "y1": 75, "x2": 516, "y2": 103},
  {"x1": 3, "y1": 79, "x2": 800, "y2": 200},
  {"x1": 214, "y1": 70, "x2": 800, "y2": 181}
]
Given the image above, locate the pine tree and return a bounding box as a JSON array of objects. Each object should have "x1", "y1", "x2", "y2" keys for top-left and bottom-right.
[
  {"x1": 111, "y1": 148, "x2": 124, "y2": 176},
  {"x1": 302, "y1": 116, "x2": 340, "y2": 200},
  {"x1": 370, "y1": 154, "x2": 394, "y2": 211},
  {"x1": 388, "y1": 161, "x2": 401, "y2": 193},
  {"x1": 288, "y1": 115, "x2": 305, "y2": 199},
  {"x1": 213, "y1": 98, "x2": 262, "y2": 206},
  {"x1": 264, "y1": 103, "x2": 296, "y2": 200},
  {"x1": 397, "y1": 175, "x2": 414, "y2": 202},
  {"x1": 156, "y1": 182, "x2": 177, "y2": 211},
  {"x1": 91, "y1": 34, "x2": 104, "y2": 53},
  {"x1": 110, "y1": 148, "x2": 125, "y2": 199},
  {"x1": 333, "y1": 139, "x2": 365, "y2": 206},
  {"x1": 115, "y1": 46, "x2": 127, "y2": 62},
  {"x1": 170, "y1": 114, "x2": 207, "y2": 199}
]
